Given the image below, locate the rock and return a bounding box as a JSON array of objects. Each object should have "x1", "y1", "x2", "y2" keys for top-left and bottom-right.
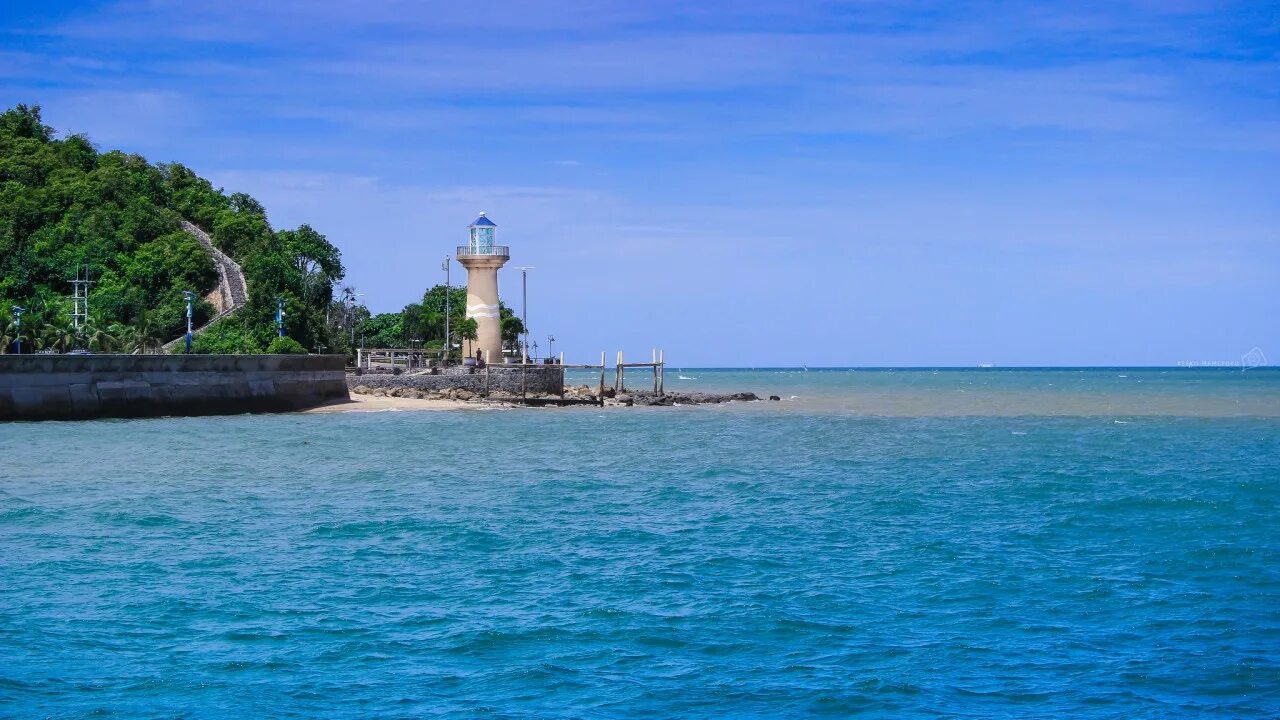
[
  {"x1": 769, "y1": 395, "x2": 781, "y2": 401},
  {"x1": 456, "y1": 389, "x2": 474, "y2": 401}
]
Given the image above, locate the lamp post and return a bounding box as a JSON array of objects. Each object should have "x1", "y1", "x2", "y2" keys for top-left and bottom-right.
[
  {"x1": 344, "y1": 288, "x2": 365, "y2": 350},
  {"x1": 182, "y1": 291, "x2": 194, "y2": 353},
  {"x1": 276, "y1": 299, "x2": 286, "y2": 338},
  {"x1": 442, "y1": 256, "x2": 451, "y2": 365},
  {"x1": 518, "y1": 266, "x2": 534, "y2": 358},
  {"x1": 547, "y1": 334, "x2": 555, "y2": 362},
  {"x1": 12, "y1": 305, "x2": 24, "y2": 355},
  {"x1": 531, "y1": 340, "x2": 538, "y2": 362}
]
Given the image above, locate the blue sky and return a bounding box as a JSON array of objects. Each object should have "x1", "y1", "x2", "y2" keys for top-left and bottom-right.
[{"x1": 2, "y1": 1, "x2": 1277, "y2": 366}]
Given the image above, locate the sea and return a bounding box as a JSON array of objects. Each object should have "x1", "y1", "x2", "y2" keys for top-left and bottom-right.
[{"x1": 2, "y1": 368, "x2": 1278, "y2": 718}]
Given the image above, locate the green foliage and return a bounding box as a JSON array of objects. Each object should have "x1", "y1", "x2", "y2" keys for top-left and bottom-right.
[
  {"x1": 266, "y1": 336, "x2": 307, "y2": 354},
  {"x1": 455, "y1": 316, "x2": 478, "y2": 342},
  {"x1": 0, "y1": 103, "x2": 345, "y2": 353},
  {"x1": 343, "y1": 284, "x2": 521, "y2": 360},
  {"x1": 500, "y1": 311, "x2": 525, "y2": 346},
  {"x1": 187, "y1": 317, "x2": 263, "y2": 354},
  {"x1": 359, "y1": 312, "x2": 405, "y2": 348}
]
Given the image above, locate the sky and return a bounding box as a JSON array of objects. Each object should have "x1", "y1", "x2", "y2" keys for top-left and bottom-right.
[{"x1": 2, "y1": 0, "x2": 1277, "y2": 366}]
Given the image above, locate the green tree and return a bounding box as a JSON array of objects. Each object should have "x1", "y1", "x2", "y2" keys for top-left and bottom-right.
[
  {"x1": 125, "y1": 309, "x2": 169, "y2": 354},
  {"x1": 455, "y1": 317, "x2": 478, "y2": 345},
  {"x1": 188, "y1": 317, "x2": 262, "y2": 354},
  {"x1": 266, "y1": 336, "x2": 307, "y2": 354},
  {"x1": 359, "y1": 312, "x2": 405, "y2": 348},
  {"x1": 38, "y1": 318, "x2": 76, "y2": 353},
  {"x1": 86, "y1": 323, "x2": 121, "y2": 352}
]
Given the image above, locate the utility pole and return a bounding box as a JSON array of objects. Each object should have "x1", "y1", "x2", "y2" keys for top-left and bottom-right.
[
  {"x1": 518, "y1": 266, "x2": 534, "y2": 358},
  {"x1": 12, "y1": 306, "x2": 24, "y2": 355},
  {"x1": 442, "y1": 256, "x2": 451, "y2": 365},
  {"x1": 182, "y1": 290, "x2": 194, "y2": 353}
]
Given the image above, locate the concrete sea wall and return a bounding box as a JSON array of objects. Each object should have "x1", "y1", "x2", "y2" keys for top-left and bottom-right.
[
  {"x1": 0, "y1": 354, "x2": 349, "y2": 421},
  {"x1": 349, "y1": 365, "x2": 564, "y2": 396}
]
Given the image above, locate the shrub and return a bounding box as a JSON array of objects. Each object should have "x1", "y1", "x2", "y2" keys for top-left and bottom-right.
[
  {"x1": 189, "y1": 317, "x2": 263, "y2": 354},
  {"x1": 266, "y1": 336, "x2": 307, "y2": 354}
]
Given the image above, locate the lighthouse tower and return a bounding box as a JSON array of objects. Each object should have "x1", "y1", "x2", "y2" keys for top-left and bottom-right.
[{"x1": 457, "y1": 212, "x2": 509, "y2": 363}]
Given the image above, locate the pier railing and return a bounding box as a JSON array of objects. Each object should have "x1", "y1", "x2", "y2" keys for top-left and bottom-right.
[{"x1": 456, "y1": 245, "x2": 510, "y2": 258}]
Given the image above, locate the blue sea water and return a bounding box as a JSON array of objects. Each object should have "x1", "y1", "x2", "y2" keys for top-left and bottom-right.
[{"x1": 2, "y1": 369, "x2": 1279, "y2": 718}]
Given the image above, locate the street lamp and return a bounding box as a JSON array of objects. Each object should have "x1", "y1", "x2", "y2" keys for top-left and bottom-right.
[
  {"x1": 518, "y1": 266, "x2": 534, "y2": 358},
  {"x1": 547, "y1": 334, "x2": 555, "y2": 362},
  {"x1": 12, "y1": 305, "x2": 24, "y2": 355},
  {"x1": 182, "y1": 290, "x2": 194, "y2": 353},
  {"x1": 276, "y1": 298, "x2": 286, "y2": 338},
  {"x1": 442, "y1": 256, "x2": 451, "y2": 365},
  {"x1": 344, "y1": 289, "x2": 365, "y2": 349},
  {"x1": 531, "y1": 340, "x2": 538, "y2": 361}
]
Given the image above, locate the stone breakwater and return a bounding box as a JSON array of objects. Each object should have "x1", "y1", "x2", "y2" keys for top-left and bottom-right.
[
  {"x1": 348, "y1": 365, "x2": 564, "y2": 396},
  {"x1": 349, "y1": 375, "x2": 765, "y2": 407}
]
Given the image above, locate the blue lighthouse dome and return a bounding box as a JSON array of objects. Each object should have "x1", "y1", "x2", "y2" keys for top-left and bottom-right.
[{"x1": 470, "y1": 212, "x2": 497, "y2": 227}]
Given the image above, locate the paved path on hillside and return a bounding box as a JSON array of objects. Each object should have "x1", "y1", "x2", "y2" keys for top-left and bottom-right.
[{"x1": 161, "y1": 220, "x2": 247, "y2": 352}]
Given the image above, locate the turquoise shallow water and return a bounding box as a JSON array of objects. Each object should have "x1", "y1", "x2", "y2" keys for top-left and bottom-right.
[{"x1": 2, "y1": 369, "x2": 1279, "y2": 718}]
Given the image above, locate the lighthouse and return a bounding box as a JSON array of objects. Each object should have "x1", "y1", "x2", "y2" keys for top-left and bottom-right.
[{"x1": 457, "y1": 212, "x2": 509, "y2": 363}]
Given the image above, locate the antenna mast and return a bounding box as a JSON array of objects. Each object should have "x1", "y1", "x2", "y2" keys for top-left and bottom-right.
[{"x1": 70, "y1": 265, "x2": 93, "y2": 331}]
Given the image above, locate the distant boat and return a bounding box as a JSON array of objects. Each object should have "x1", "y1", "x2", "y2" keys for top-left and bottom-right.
[{"x1": 977, "y1": 363, "x2": 994, "y2": 368}]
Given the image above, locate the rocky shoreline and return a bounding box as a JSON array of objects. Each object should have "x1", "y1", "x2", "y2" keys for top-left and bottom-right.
[{"x1": 348, "y1": 382, "x2": 770, "y2": 407}]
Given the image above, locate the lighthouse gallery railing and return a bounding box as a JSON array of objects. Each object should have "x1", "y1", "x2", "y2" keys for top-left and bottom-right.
[{"x1": 456, "y1": 245, "x2": 510, "y2": 258}]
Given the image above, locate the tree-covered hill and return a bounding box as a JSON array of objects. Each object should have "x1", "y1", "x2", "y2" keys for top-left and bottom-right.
[{"x1": 0, "y1": 104, "x2": 344, "y2": 353}]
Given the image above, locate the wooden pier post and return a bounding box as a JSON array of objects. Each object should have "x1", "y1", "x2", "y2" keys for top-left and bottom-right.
[
  {"x1": 659, "y1": 349, "x2": 665, "y2": 395},
  {"x1": 615, "y1": 351, "x2": 624, "y2": 392},
  {"x1": 652, "y1": 349, "x2": 658, "y2": 393},
  {"x1": 598, "y1": 351, "x2": 606, "y2": 405}
]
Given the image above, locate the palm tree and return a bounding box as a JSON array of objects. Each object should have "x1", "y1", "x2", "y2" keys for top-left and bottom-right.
[
  {"x1": 85, "y1": 323, "x2": 120, "y2": 353},
  {"x1": 39, "y1": 319, "x2": 76, "y2": 353},
  {"x1": 125, "y1": 310, "x2": 169, "y2": 354},
  {"x1": 0, "y1": 319, "x2": 24, "y2": 354}
]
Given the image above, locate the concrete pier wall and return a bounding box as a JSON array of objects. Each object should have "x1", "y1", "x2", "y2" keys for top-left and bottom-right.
[{"x1": 0, "y1": 354, "x2": 349, "y2": 421}]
